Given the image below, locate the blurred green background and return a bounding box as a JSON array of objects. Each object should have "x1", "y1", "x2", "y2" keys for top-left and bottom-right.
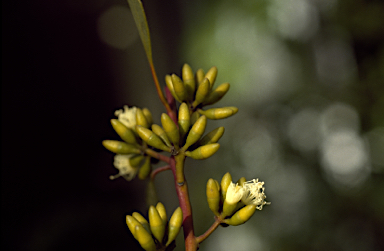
[{"x1": 2, "y1": 0, "x2": 384, "y2": 250}]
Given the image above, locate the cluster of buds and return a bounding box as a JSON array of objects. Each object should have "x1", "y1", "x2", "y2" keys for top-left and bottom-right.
[
  {"x1": 126, "y1": 202, "x2": 183, "y2": 251},
  {"x1": 206, "y1": 172, "x2": 270, "y2": 226},
  {"x1": 102, "y1": 106, "x2": 155, "y2": 180}
]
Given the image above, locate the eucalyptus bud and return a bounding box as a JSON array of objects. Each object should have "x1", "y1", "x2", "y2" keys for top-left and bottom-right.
[
  {"x1": 182, "y1": 64, "x2": 196, "y2": 100},
  {"x1": 195, "y1": 68, "x2": 205, "y2": 86},
  {"x1": 148, "y1": 205, "x2": 166, "y2": 243},
  {"x1": 223, "y1": 205, "x2": 257, "y2": 226},
  {"x1": 132, "y1": 212, "x2": 151, "y2": 234},
  {"x1": 183, "y1": 115, "x2": 207, "y2": 150},
  {"x1": 204, "y1": 66, "x2": 218, "y2": 88},
  {"x1": 161, "y1": 113, "x2": 179, "y2": 147},
  {"x1": 178, "y1": 103, "x2": 190, "y2": 138},
  {"x1": 102, "y1": 140, "x2": 141, "y2": 154},
  {"x1": 151, "y1": 124, "x2": 172, "y2": 148},
  {"x1": 198, "y1": 107, "x2": 238, "y2": 120},
  {"x1": 166, "y1": 207, "x2": 183, "y2": 246},
  {"x1": 165, "y1": 74, "x2": 180, "y2": 102},
  {"x1": 155, "y1": 202, "x2": 167, "y2": 224},
  {"x1": 110, "y1": 119, "x2": 137, "y2": 145},
  {"x1": 136, "y1": 108, "x2": 150, "y2": 128},
  {"x1": 206, "y1": 178, "x2": 221, "y2": 216},
  {"x1": 202, "y1": 82, "x2": 230, "y2": 105},
  {"x1": 220, "y1": 172, "x2": 233, "y2": 201},
  {"x1": 142, "y1": 108, "x2": 153, "y2": 126},
  {"x1": 185, "y1": 143, "x2": 220, "y2": 160},
  {"x1": 171, "y1": 74, "x2": 188, "y2": 102},
  {"x1": 198, "y1": 127, "x2": 225, "y2": 146},
  {"x1": 138, "y1": 156, "x2": 151, "y2": 180},
  {"x1": 193, "y1": 78, "x2": 211, "y2": 107},
  {"x1": 136, "y1": 126, "x2": 171, "y2": 152}
]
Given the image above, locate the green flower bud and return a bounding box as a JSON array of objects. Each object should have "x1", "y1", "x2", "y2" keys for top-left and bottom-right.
[
  {"x1": 206, "y1": 178, "x2": 221, "y2": 216},
  {"x1": 126, "y1": 215, "x2": 141, "y2": 239},
  {"x1": 136, "y1": 126, "x2": 171, "y2": 152},
  {"x1": 148, "y1": 205, "x2": 166, "y2": 243},
  {"x1": 182, "y1": 64, "x2": 196, "y2": 100},
  {"x1": 183, "y1": 115, "x2": 207, "y2": 150},
  {"x1": 178, "y1": 103, "x2": 191, "y2": 138},
  {"x1": 102, "y1": 140, "x2": 141, "y2": 154},
  {"x1": 165, "y1": 74, "x2": 181, "y2": 102},
  {"x1": 155, "y1": 202, "x2": 167, "y2": 224},
  {"x1": 172, "y1": 74, "x2": 188, "y2": 102},
  {"x1": 142, "y1": 108, "x2": 153, "y2": 126},
  {"x1": 166, "y1": 207, "x2": 183, "y2": 246},
  {"x1": 135, "y1": 224, "x2": 156, "y2": 251},
  {"x1": 223, "y1": 205, "x2": 257, "y2": 226},
  {"x1": 161, "y1": 113, "x2": 179, "y2": 147},
  {"x1": 220, "y1": 172, "x2": 233, "y2": 201},
  {"x1": 190, "y1": 111, "x2": 200, "y2": 125},
  {"x1": 132, "y1": 212, "x2": 151, "y2": 234},
  {"x1": 151, "y1": 124, "x2": 172, "y2": 148},
  {"x1": 199, "y1": 127, "x2": 225, "y2": 146},
  {"x1": 198, "y1": 107, "x2": 238, "y2": 120},
  {"x1": 204, "y1": 66, "x2": 218, "y2": 88},
  {"x1": 138, "y1": 156, "x2": 151, "y2": 180},
  {"x1": 136, "y1": 108, "x2": 150, "y2": 128},
  {"x1": 110, "y1": 119, "x2": 137, "y2": 145},
  {"x1": 237, "y1": 177, "x2": 247, "y2": 186},
  {"x1": 202, "y1": 83, "x2": 230, "y2": 105},
  {"x1": 185, "y1": 143, "x2": 220, "y2": 160},
  {"x1": 193, "y1": 78, "x2": 211, "y2": 108},
  {"x1": 129, "y1": 154, "x2": 144, "y2": 167}
]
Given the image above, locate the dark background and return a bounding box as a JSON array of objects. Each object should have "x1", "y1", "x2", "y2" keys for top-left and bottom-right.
[{"x1": 2, "y1": 0, "x2": 384, "y2": 250}]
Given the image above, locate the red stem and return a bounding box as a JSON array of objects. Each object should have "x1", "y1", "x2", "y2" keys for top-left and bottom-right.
[
  {"x1": 170, "y1": 155, "x2": 198, "y2": 251},
  {"x1": 150, "y1": 165, "x2": 171, "y2": 180}
]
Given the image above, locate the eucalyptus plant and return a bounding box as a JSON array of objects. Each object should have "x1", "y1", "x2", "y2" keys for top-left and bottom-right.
[{"x1": 102, "y1": 1, "x2": 270, "y2": 250}]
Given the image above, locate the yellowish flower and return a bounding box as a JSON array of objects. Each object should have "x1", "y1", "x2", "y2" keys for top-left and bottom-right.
[
  {"x1": 241, "y1": 179, "x2": 270, "y2": 210},
  {"x1": 225, "y1": 182, "x2": 244, "y2": 204},
  {"x1": 110, "y1": 154, "x2": 138, "y2": 181},
  {"x1": 114, "y1": 105, "x2": 137, "y2": 129}
]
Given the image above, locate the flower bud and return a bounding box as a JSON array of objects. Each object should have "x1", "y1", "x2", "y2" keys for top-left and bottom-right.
[
  {"x1": 102, "y1": 140, "x2": 141, "y2": 154},
  {"x1": 166, "y1": 207, "x2": 183, "y2": 246},
  {"x1": 220, "y1": 172, "x2": 233, "y2": 201},
  {"x1": 223, "y1": 205, "x2": 257, "y2": 226},
  {"x1": 165, "y1": 74, "x2": 180, "y2": 102},
  {"x1": 172, "y1": 74, "x2": 188, "y2": 102},
  {"x1": 206, "y1": 178, "x2": 220, "y2": 216},
  {"x1": 198, "y1": 107, "x2": 238, "y2": 120},
  {"x1": 132, "y1": 212, "x2": 151, "y2": 234},
  {"x1": 135, "y1": 224, "x2": 157, "y2": 251},
  {"x1": 198, "y1": 127, "x2": 225, "y2": 146},
  {"x1": 136, "y1": 108, "x2": 150, "y2": 128},
  {"x1": 195, "y1": 68, "x2": 205, "y2": 86},
  {"x1": 138, "y1": 156, "x2": 151, "y2": 180},
  {"x1": 110, "y1": 119, "x2": 137, "y2": 145},
  {"x1": 190, "y1": 111, "x2": 200, "y2": 125},
  {"x1": 202, "y1": 82, "x2": 230, "y2": 105},
  {"x1": 237, "y1": 177, "x2": 247, "y2": 186},
  {"x1": 185, "y1": 143, "x2": 220, "y2": 160},
  {"x1": 136, "y1": 126, "x2": 171, "y2": 152},
  {"x1": 178, "y1": 103, "x2": 190, "y2": 138},
  {"x1": 182, "y1": 64, "x2": 196, "y2": 100},
  {"x1": 129, "y1": 154, "x2": 144, "y2": 167},
  {"x1": 183, "y1": 115, "x2": 207, "y2": 150},
  {"x1": 151, "y1": 124, "x2": 172, "y2": 148},
  {"x1": 193, "y1": 78, "x2": 211, "y2": 107},
  {"x1": 148, "y1": 205, "x2": 166, "y2": 243},
  {"x1": 155, "y1": 202, "x2": 167, "y2": 224},
  {"x1": 142, "y1": 108, "x2": 153, "y2": 126},
  {"x1": 222, "y1": 182, "x2": 244, "y2": 217},
  {"x1": 126, "y1": 215, "x2": 141, "y2": 239},
  {"x1": 204, "y1": 66, "x2": 218, "y2": 88},
  {"x1": 161, "y1": 113, "x2": 179, "y2": 147}
]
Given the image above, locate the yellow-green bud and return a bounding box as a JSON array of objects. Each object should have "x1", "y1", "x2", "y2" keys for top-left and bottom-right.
[
  {"x1": 148, "y1": 205, "x2": 166, "y2": 243},
  {"x1": 142, "y1": 108, "x2": 153, "y2": 126},
  {"x1": 221, "y1": 172, "x2": 233, "y2": 201},
  {"x1": 178, "y1": 103, "x2": 190, "y2": 138},
  {"x1": 204, "y1": 66, "x2": 218, "y2": 88},
  {"x1": 185, "y1": 143, "x2": 220, "y2": 160},
  {"x1": 198, "y1": 107, "x2": 238, "y2": 120},
  {"x1": 132, "y1": 212, "x2": 150, "y2": 234},
  {"x1": 135, "y1": 224, "x2": 156, "y2": 251},
  {"x1": 165, "y1": 74, "x2": 180, "y2": 102},
  {"x1": 102, "y1": 140, "x2": 141, "y2": 154},
  {"x1": 110, "y1": 119, "x2": 137, "y2": 145},
  {"x1": 199, "y1": 127, "x2": 225, "y2": 146},
  {"x1": 195, "y1": 68, "x2": 205, "y2": 85},
  {"x1": 155, "y1": 202, "x2": 167, "y2": 224},
  {"x1": 182, "y1": 64, "x2": 196, "y2": 100},
  {"x1": 166, "y1": 207, "x2": 183, "y2": 246},
  {"x1": 202, "y1": 83, "x2": 230, "y2": 105},
  {"x1": 161, "y1": 113, "x2": 179, "y2": 147},
  {"x1": 183, "y1": 115, "x2": 207, "y2": 150},
  {"x1": 136, "y1": 108, "x2": 149, "y2": 128},
  {"x1": 138, "y1": 156, "x2": 151, "y2": 180},
  {"x1": 190, "y1": 111, "x2": 200, "y2": 125},
  {"x1": 193, "y1": 78, "x2": 211, "y2": 107},
  {"x1": 222, "y1": 200, "x2": 238, "y2": 217},
  {"x1": 126, "y1": 215, "x2": 141, "y2": 239},
  {"x1": 136, "y1": 126, "x2": 171, "y2": 152},
  {"x1": 129, "y1": 154, "x2": 144, "y2": 167},
  {"x1": 151, "y1": 124, "x2": 172, "y2": 148},
  {"x1": 172, "y1": 74, "x2": 188, "y2": 102},
  {"x1": 206, "y1": 178, "x2": 221, "y2": 216},
  {"x1": 224, "y1": 205, "x2": 257, "y2": 226},
  {"x1": 237, "y1": 177, "x2": 247, "y2": 186}
]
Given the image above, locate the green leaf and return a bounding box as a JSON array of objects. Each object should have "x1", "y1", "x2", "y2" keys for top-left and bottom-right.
[{"x1": 127, "y1": 0, "x2": 153, "y2": 64}]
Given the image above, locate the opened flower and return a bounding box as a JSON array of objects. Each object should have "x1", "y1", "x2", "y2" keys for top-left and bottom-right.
[
  {"x1": 225, "y1": 182, "x2": 244, "y2": 204},
  {"x1": 241, "y1": 179, "x2": 270, "y2": 210},
  {"x1": 110, "y1": 154, "x2": 138, "y2": 181},
  {"x1": 114, "y1": 105, "x2": 137, "y2": 129}
]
